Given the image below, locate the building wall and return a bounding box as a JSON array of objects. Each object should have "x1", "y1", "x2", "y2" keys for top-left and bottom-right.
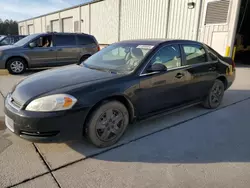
[
  {"x1": 81, "y1": 5, "x2": 90, "y2": 34},
  {"x1": 18, "y1": 0, "x2": 240, "y2": 55},
  {"x1": 198, "y1": 0, "x2": 241, "y2": 56},
  {"x1": 167, "y1": 0, "x2": 201, "y2": 40},
  {"x1": 91, "y1": 0, "x2": 119, "y2": 44},
  {"x1": 120, "y1": 0, "x2": 169, "y2": 40}
]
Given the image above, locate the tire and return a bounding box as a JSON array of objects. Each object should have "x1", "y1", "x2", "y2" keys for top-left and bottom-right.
[
  {"x1": 79, "y1": 55, "x2": 91, "y2": 64},
  {"x1": 6, "y1": 57, "x2": 27, "y2": 74},
  {"x1": 85, "y1": 101, "x2": 129, "y2": 148},
  {"x1": 202, "y1": 79, "x2": 225, "y2": 109}
]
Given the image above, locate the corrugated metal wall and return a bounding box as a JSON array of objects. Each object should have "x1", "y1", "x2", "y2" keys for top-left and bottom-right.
[
  {"x1": 81, "y1": 5, "x2": 90, "y2": 34},
  {"x1": 167, "y1": 0, "x2": 201, "y2": 40},
  {"x1": 198, "y1": 0, "x2": 240, "y2": 55},
  {"x1": 18, "y1": 0, "x2": 239, "y2": 52},
  {"x1": 120, "y1": 0, "x2": 169, "y2": 40},
  {"x1": 91, "y1": 0, "x2": 119, "y2": 44}
]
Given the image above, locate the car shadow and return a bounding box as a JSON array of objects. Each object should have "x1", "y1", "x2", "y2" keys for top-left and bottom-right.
[{"x1": 66, "y1": 89, "x2": 250, "y2": 164}]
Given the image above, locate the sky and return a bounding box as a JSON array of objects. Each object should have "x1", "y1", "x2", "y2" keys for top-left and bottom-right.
[{"x1": 0, "y1": 0, "x2": 92, "y2": 21}]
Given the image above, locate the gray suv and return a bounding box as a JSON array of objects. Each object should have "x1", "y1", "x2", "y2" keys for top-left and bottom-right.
[{"x1": 0, "y1": 32, "x2": 100, "y2": 74}]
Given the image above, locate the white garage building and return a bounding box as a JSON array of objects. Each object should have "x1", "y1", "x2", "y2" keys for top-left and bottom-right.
[{"x1": 18, "y1": 0, "x2": 247, "y2": 58}]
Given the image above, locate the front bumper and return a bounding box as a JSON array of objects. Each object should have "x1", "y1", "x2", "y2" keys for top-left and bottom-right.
[{"x1": 4, "y1": 95, "x2": 90, "y2": 142}]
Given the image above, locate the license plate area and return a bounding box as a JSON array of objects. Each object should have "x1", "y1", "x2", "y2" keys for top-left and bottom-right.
[{"x1": 5, "y1": 115, "x2": 14, "y2": 132}]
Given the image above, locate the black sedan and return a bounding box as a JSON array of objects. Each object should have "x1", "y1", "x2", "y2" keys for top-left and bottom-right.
[{"x1": 4, "y1": 39, "x2": 235, "y2": 148}]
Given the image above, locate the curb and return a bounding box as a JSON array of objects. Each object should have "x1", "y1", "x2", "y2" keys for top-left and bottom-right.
[{"x1": 0, "y1": 70, "x2": 9, "y2": 76}]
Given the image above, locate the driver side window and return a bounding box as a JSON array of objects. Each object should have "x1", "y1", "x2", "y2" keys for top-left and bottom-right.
[
  {"x1": 32, "y1": 35, "x2": 52, "y2": 48},
  {"x1": 150, "y1": 45, "x2": 182, "y2": 69}
]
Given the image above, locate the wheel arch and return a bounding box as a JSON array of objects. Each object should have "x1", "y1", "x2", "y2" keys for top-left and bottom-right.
[
  {"x1": 5, "y1": 56, "x2": 29, "y2": 68},
  {"x1": 216, "y1": 75, "x2": 228, "y2": 90}
]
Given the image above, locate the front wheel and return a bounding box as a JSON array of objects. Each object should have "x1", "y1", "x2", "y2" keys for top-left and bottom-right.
[
  {"x1": 6, "y1": 58, "x2": 27, "y2": 74},
  {"x1": 202, "y1": 79, "x2": 225, "y2": 109},
  {"x1": 85, "y1": 101, "x2": 129, "y2": 148}
]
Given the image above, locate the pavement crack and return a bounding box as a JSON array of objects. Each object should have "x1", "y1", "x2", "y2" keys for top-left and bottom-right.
[
  {"x1": 0, "y1": 91, "x2": 4, "y2": 99},
  {"x1": 32, "y1": 143, "x2": 62, "y2": 188}
]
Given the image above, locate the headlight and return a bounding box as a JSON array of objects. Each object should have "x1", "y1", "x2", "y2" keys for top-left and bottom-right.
[{"x1": 26, "y1": 94, "x2": 77, "y2": 112}]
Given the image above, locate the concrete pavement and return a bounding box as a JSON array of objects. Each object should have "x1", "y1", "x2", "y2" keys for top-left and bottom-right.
[{"x1": 0, "y1": 65, "x2": 250, "y2": 187}]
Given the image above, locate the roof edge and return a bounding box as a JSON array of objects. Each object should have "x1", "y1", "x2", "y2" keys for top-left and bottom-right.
[{"x1": 18, "y1": 0, "x2": 104, "y2": 23}]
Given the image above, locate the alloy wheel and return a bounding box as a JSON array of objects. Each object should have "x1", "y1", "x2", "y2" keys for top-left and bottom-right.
[
  {"x1": 10, "y1": 61, "x2": 24, "y2": 73},
  {"x1": 95, "y1": 109, "x2": 124, "y2": 142}
]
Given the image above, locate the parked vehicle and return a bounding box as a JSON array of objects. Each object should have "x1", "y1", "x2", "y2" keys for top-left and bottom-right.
[
  {"x1": 4, "y1": 39, "x2": 235, "y2": 147},
  {"x1": 0, "y1": 35, "x2": 26, "y2": 46},
  {"x1": 0, "y1": 32, "x2": 100, "y2": 74}
]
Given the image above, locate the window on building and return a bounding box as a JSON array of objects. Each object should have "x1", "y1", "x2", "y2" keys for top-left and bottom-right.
[
  {"x1": 55, "y1": 35, "x2": 76, "y2": 46},
  {"x1": 150, "y1": 45, "x2": 181, "y2": 69},
  {"x1": 77, "y1": 35, "x2": 96, "y2": 45},
  {"x1": 183, "y1": 44, "x2": 207, "y2": 65}
]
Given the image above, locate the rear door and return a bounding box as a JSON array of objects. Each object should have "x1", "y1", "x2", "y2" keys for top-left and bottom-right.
[
  {"x1": 54, "y1": 34, "x2": 79, "y2": 65},
  {"x1": 180, "y1": 43, "x2": 218, "y2": 100},
  {"x1": 136, "y1": 44, "x2": 193, "y2": 116}
]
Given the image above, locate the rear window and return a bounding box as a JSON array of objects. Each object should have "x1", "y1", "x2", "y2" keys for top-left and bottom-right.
[
  {"x1": 77, "y1": 35, "x2": 96, "y2": 45},
  {"x1": 55, "y1": 35, "x2": 76, "y2": 46}
]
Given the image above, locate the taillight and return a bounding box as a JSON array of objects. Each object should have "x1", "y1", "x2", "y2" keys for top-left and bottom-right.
[{"x1": 97, "y1": 45, "x2": 100, "y2": 51}]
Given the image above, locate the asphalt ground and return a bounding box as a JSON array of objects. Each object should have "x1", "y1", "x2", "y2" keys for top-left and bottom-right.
[{"x1": 0, "y1": 64, "x2": 250, "y2": 188}]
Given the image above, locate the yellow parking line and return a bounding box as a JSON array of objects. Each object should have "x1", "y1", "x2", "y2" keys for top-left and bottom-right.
[{"x1": 0, "y1": 70, "x2": 9, "y2": 76}]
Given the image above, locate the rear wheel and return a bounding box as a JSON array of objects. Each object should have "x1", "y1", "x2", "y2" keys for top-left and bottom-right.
[
  {"x1": 79, "y1": 55, "x2": 91, "y2": 64},
  {"x1": 202, "y1": 79, "x2": 225, "y2": 109},
  {"x1": 6, "y1": 57, "x2": 27, "y2": 74},
  {"x1": 85, "y1": 101, "x2": 129, "y2": 148}
]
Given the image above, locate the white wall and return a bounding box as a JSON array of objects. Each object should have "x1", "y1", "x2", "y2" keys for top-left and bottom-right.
[
  {"x1": 120, "y1": 0, "x2": 169, "y2": 40},
  {"x1": 90, "y1": 0, "x2": 119, "y2": 44},
  {"x1": 81, "y1": 5, "x2": 90, "y2": 34},
  {"x1": 167, "y1": 0, "x2": 202, "y2": 40},
  {"x1": 17, "y1": 0, "x2": 240, "y2": 52}
]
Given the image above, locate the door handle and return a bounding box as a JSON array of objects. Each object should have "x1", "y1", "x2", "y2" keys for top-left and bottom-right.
[
  {"x1": 175, "y1": 73, "x2": 184, "y2": 79},
  {"x1": 209, "y1": 67, "x2": 216, "y2": 71},
  {"x1": 57, "y1": 48, "x2": 62, "y2": 51},
  {"x1": 48, "y1": 49, "x2": 54, "y2": 51}
]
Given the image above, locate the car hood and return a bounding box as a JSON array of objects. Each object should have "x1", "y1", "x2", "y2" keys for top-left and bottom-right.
[
  {"x1": 0, "y1": 45, "x2": 19, "y2": 51},
  {"x1": 11, "y1": 65, "x2": 121, "y2": 105}
]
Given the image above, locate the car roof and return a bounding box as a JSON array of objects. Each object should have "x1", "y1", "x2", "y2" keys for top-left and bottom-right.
[{"x1": 117, "y1": 39, "x2": 203, "y2": 46}]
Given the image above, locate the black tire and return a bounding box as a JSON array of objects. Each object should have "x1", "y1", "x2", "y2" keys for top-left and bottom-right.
[
  {"x1": 85, "y1": 101, "x2": 129, "y2": 148},
  {"x1": 202, "y1": 79, "x2": 225, "y2": 109},
  {"x1": 79, "y1": 55, "x2": 91, "y2": 64},
  {"x1": 6, "y1": 57, "x2": 27, "y2": 74}
]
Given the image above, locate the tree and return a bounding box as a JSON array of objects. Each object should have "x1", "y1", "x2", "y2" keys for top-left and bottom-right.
[{"x1": 0, "y1": 19, "x2": 18, "y2": 35}]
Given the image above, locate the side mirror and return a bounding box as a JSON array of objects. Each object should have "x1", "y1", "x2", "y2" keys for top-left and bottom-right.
[
  {"x1": 29, "y1": 42, "x2": 36, "y2": 48},
  {"x1": 147, "y1": 63, "x2": 167, "y2": 72}
]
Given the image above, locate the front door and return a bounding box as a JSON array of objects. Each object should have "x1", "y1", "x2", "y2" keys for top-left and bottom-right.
[
  {"x1": 136, "y1": 44, "x2": 193, "y2": 116},
  {"x1": 24, "y1": 34, "x2": 57, "y2": 67},
  {"x1": 54, "y1": 34, "x2": 79, "y2": 65}
]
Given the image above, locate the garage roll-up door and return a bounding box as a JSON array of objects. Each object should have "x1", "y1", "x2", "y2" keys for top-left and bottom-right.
[
  {"x1": 28, "y1": 25, "x2": 34, "y2": 35},
  {"x1": 51, "y1": 20, "x2": 60, "y2": 32},
  {"x1": 62, "y1": 17, "x2": 73, "y2": 33}
]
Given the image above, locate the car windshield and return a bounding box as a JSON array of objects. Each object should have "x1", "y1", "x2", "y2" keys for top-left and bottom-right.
[
  {"x1": 14, "y1": 34, "x2": 37, "y2": 46},
  {"x1": 83, "y1": 43, "x2": 154, "y2": 73}
]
